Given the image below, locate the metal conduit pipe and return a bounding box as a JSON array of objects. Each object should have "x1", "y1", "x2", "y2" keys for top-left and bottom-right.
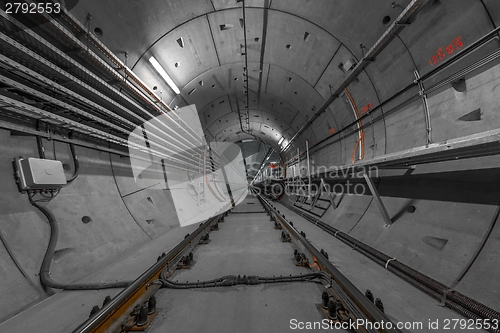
[
  {"x1": 306, "y1": 25, "x2": 500, "y2": 157},
  {"x1": 29, "y1": 195, "x2": 132, "y2": 290},
  {"x1": 280, "y1": 201, "x2": 500, "y2": 332}
]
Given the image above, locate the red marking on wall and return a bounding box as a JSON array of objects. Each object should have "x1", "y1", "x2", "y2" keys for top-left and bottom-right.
[
  {"x1": 268, "y1": 163, "x2": 278, "y2": 169},
  {"x1": 329, "y1": 128, "x2": 336, "y2": 135},
  {"x1": 428, "y1": 36, "x2": 463, "y2": 66},
  {"x1": 361, "y1": 103, "x2": 373, "y2": 114}
]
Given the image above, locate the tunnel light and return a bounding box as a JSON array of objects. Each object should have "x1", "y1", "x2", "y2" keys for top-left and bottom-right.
[
  {"x1": 149, "y1": 56, "x2": 180, "y2": 95},
  {"x1": 278, "y1": 137, "x2": 284, "y2": 145}
]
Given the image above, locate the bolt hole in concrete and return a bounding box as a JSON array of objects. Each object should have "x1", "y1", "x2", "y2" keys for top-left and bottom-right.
[
  {"x1": 62, "y1": 163, "x2": 71, "y2": 171},
  {"x1": 176, "y1": 37, "x2": 184, "y2": 48},
  {"x1": 458, "y1": 108, "x2": 482, "y2": 122},
  {"x1": 82, "y1": 216, "x2": 92, "y2": 224},
  {"x1": 407, "y1": 205, "x2": 416, "y2": 213},
  {"x1": 451, "y1": 77, "x2": 467, "y2": 92},
  {"x1": 382, "y1": 16, "x2": 391, "y2": 25},
  {"x1": 93, "y1": 27, "x2": 103, "y2": 37}
]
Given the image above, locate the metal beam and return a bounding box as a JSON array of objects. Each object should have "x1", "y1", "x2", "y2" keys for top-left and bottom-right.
[
  {"x1": 320, "y1": 178, "x2": 338, "y2": 209},
  {"x1": 363, "y1": 171, "x2": 392, "y2": 228}
]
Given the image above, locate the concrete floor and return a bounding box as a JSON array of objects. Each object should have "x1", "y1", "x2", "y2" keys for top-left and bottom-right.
[{"x1": 151, "y1": 196, "x2": 338, "y2": 333}]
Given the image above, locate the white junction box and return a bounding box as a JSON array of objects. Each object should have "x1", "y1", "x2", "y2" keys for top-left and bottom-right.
[{"x1": 14, "y1": 157, "x2": 67, "y2": 191}]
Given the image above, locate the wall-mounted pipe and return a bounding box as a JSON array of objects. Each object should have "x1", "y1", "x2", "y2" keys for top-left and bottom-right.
[{"x1": 258, "y1": 194, "x2": 402, "y2": 333}]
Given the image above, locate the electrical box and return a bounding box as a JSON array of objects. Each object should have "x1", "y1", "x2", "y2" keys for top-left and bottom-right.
[
  {"x1": 14, "y1": 157, "x2": 67, "y2": 191},
  {"x1": 343, "y1": 58, "x2": 357, "y2": 72}
]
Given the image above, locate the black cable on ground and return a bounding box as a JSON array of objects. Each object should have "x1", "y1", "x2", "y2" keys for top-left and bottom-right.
[
  {"x1": 160, "y1": 272, "x2": 327, "y2": 289},
  {"x1": 29, "y1": 193, "x2": 132, "y2": 290}
]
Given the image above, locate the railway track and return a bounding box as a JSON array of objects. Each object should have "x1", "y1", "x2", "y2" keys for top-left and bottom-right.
[{"x1": 70, "y1": 193, "x2": 402, "y2": 333}]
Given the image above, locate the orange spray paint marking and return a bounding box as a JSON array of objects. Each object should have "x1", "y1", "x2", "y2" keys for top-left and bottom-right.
[{"x1": 361, "y1": 103, "x2": 373, "y2": 114}]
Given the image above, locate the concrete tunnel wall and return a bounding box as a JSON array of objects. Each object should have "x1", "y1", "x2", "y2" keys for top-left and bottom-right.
[
  {"x1": 1, "y1": 0, "x2": 500, "y2": 326},
  {"x1": 0, "y1": 128, "x2": 189, "y2": 323}
]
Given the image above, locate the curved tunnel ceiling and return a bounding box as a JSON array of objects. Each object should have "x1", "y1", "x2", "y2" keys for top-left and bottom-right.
[{"x1": 70, "y1": 0, "x2": 496, "y2": 154}]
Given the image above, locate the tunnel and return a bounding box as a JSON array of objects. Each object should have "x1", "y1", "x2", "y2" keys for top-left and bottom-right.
[{"x1": 0, "y1": 0, "x2": 500, "y2": 332}]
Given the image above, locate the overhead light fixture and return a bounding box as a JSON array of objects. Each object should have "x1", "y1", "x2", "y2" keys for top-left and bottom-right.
[
  {"x1": 149, "y1": 56, "x2": 180, "y2": 95},
  {"x1": 278, "y1": 137, "x2": 284, "y2": 145}
]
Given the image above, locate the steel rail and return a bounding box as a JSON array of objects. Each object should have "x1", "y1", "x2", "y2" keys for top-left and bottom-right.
[
  {"x1": 258, "y1": 194, "x2": 402, "y2": 333},
  {"x1": 307, "y1": 25, "x2": 500, "y2": 157},
  {"x1": 71, "y1": 216, "x2": 220, "y2": 333}
]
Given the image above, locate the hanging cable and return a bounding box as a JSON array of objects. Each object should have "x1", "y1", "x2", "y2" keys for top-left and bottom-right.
[
  {"x1": 28, "y1": 192, "x2": 132, "y2": 290},
  {"x1": 65, "y1": 143, "x2": 80, "y2": 184},
  {"x1": 36, "y1": 136, "x2": 46, "y2": 159}
]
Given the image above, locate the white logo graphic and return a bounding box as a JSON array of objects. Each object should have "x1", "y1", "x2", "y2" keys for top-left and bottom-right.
[{"x1": 128, "y1": 105, "x2": 247, "y2": 227}]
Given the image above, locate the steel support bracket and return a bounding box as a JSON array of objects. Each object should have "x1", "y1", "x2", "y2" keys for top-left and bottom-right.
[{"x1": 363, "y1": 170, "x2": 392, "y2": 228}]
